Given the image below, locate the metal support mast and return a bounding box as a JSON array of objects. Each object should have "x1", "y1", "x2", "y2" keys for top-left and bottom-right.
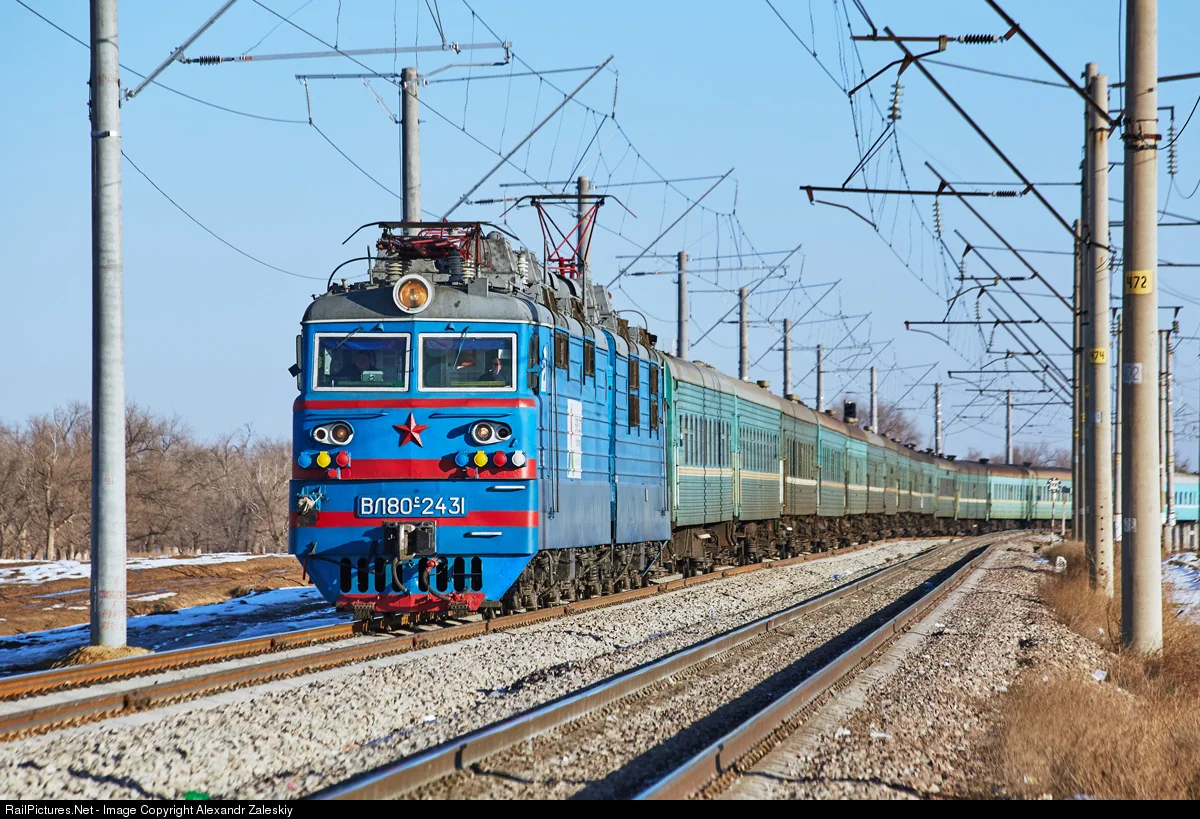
[
  {"x1": 870, "y1": 365, "x2": 879, "y2": 431},
  {"x1": 401, "y1": 67, "x2": 421, "y2": 230},
  {"x1": 89, "y1": 0, "x2": 127, "y2": 647},
  {"x1": 1114, "y1": 312, "x2": 1124, "y2": 542},
  {"x1": 576, "y1": 175, "x2": 592, "y2": 321},
  {"x1": 1006, "y1": 389, "x2": 1014, "y2": 463},
  {"x1": 784, "y1": 318, "x2": 793, "y2": 397},
  {"x1": 816, "y1": 344, "x2": 825, "y2": 411},
  {"x1": 1120, "y1": 0, "x2": 1163, "y2": 653},
  {"x1": 676, "y1": 251, "x2": 688, "y2": 359},
  {"x1": 1086, "y1": 68, "x2": 1114, "y2": 596},
  {"x1": 935, "y1": 382, "x2": 944, "y2": 456},
  {"x1": 739, "y1": 287, "x2": 749, "y2": 381}
]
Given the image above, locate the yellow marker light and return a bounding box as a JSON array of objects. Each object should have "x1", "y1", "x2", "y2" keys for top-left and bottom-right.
[
  {"x1": 473, "y1": 450, "x2": 488, "y2": 468},
  {"x1": 393, "y1": 274, "x2": 433, "y2": 314},
  {"x1": 316, "y1": 451, "x2": 332, "y2": 469}
]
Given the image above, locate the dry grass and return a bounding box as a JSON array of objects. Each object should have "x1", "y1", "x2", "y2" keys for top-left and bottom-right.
[{"x1": 993, "y1": 539, "x2": 1200, "y2": 799}]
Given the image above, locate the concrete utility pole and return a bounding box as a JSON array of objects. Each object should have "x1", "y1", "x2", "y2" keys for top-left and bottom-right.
[
  {"x1": 870, "y1": 366, "x2": 879, "y2": 431},
  {"x1": 935, "y1": 382, "x2": 944, "y2": 456},
  {"x1": 676, "y1": 251, "x2": 688, "y2": 359},
  {"x1": 816, "y1": 344, "x2": 825, "y2": 411},
  {"x1": 1166, "y1": 331, "x2": 1176, "y2": 536},
  {"x1": 1120, "y1": 0, "x2": 1163, "y2": 653},
  {"x1": 1080, "y1": 217, "x2": 1089, "y2": 535},
  {"x1": 89, "y1": 0, "x2": 127, "y2": 647},
  {"x1": 738, "y1": 287, "x2": 749, "y2": 381},
  {"x1": 1086, "y1": 67, "x2": 1114, "y2": 596},
  {"x1": 1114, "y1": 313, "x2": 1123, "y2": 542},
  {"x1": 401, "y1": 67, "x2": 421, "y2": 229},
  {"x1": 1006, "y1": 389, "x2": 1014, "y2": 463},
  {"x1": 783, "y1": 318, "x2": 793, "y2": 397}
]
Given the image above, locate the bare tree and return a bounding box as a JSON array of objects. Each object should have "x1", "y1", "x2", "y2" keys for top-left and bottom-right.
[{"x1": 25, "y1": 405, "x2": 90, "y2": 561}]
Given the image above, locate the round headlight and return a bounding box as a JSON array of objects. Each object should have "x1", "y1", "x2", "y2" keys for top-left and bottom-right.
[
  {"x1": 393, "y1": 274, "x2": 432, "y2": 314},
  {"x1": 311, "y1": 426, "x2": 329, "y2": 443},
  {"x1": 329, "y1": 422, "x2": 354, "y2": 445},
  {"x1": 496, "y1": 424, "x2": 512, "y2": 441},
  {"x1": 471, "y1": 422, "x2": 494, "y2": 444}
]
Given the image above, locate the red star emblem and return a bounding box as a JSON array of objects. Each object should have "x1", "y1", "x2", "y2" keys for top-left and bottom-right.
[{"x1": 393, "y1": 412, "x2": 429, "y2": 447}]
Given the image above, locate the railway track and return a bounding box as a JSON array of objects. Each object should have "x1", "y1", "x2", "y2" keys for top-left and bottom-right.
[
  {"x1": 310, "y1": 533, "x2": 1002, "y2": 800},
  {"x1": 0, "y1": 537, "x2": 934, "y2": 740}
]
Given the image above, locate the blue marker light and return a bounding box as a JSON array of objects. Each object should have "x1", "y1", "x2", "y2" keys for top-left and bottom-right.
[
  {"x1": 297, "y1": 452, "x2": 313, "y2": 469},
  {"x1": 454, "y1": 451, "x2": 470, "y2": 468}
]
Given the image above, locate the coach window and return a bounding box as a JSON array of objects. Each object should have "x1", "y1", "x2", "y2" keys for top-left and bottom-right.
[
  {"x1": 419, "y1": 333, "x2": 517, "y2": 391},
  {"x1": 315, "y1": 333, "x2": 410, "y2": 391}
]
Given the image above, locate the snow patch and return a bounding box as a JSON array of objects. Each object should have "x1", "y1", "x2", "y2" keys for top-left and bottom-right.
[
  {"x1": 1164, "y1": 552, "x2": 1200, "y2": 622},
  {"x1": 0, "y1": 587, "x2": 350, "y2": 676},
  {"x1": 0, "y1": 553, "x2": 287, "y2": 585}
]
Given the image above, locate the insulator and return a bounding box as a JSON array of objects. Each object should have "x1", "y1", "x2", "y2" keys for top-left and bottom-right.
[
  {"x1": 385, "y1": 258, "x2": 408, "y2": 279},
  {"x1": 889, "y1": 78, "x2": 903, "y2": 122},
  {"x1": 975, "y1": 295, "x2": 982, "y2": 321},
  {"x1": 933, "y1": 199, "x2": 943, "y2": 239},
  {"x1": 1168, "y1": 122, "x2": 1179, "y2": 177},
  {"x1": 957, "y1": 34, "x2": 1002, "y2": 44},
  {"x1": 189, "y1": 55, "x2": 224, "y2": 65},
  {"x1": 988, "y1": 326, "x2": 997, "y2": 349}
]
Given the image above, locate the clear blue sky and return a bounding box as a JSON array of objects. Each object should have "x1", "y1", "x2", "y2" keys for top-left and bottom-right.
[{"x1": 3, "y1": 0, "x2": 1200, "y2": 461}]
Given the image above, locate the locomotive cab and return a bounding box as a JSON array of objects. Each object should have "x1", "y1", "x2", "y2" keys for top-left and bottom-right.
[{"x1": 289, "y1": 224, "x2": 548, "y2": 622}]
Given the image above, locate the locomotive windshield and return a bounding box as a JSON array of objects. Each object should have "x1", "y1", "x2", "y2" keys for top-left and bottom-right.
[
  {"x1": 420, "y1": 333, "x2": 517, "y2": 391},
  {"x1": 314, "y1": 333, "x2": 410, "y2": 390}
]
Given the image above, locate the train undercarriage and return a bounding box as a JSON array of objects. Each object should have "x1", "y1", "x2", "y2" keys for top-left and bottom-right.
[{"x1": 496, "y1": 513, "x2": 1064, "y2": 615}]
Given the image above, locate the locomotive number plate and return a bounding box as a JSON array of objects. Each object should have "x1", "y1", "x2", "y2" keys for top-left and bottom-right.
[{"x1": 357, "y1": 496, "x2": 467, "y2": 517}]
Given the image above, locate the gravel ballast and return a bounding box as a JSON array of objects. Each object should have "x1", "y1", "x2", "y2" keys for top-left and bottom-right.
[
  {"x1": 722, "y1": 533, "x2": 1110, "y2": 800},
  {"x1": 0, "y1": 538, "x2": 944, "y2": 799},
  {"x1": 413, "y1": 540, "x2": 984, "y2": 800}
]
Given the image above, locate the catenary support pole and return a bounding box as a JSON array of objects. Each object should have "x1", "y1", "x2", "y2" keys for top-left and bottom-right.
[
  {"x1": 1086, "y1": 69, "x2": 1114, "y2": 596},
  {"x1": 1073, "y1": 219, "x2": 1084, "y2": 537},
  {"x1": 1120, "y1": 0, "x2": 1163, "y2": 653},
  {"x1": 1006, "y1": 389, "x2": 1014, "y2": 462},
  {"x1": 870, "y1": 365, "x2": 878, "y2": 430},
  {"x1": 1114, "y1": 312, "x2": 1124, "y2": 543},
  {"x1": 1081, "y1": 64, "x2": 1096, "y2": 541},
  {"x1": 90, "y1": 0, "x2": 127, "y2": 647},
  {"x1": 935, "y1": 382, "x2": 943, "y2": 456},
  {"x1": 1166, "y1": 330, "x2": 1176, "y2": 538},
  {"x1": 401, "y1": 67, "x2": 420, "y2": 231},
  {"x1": 784, "y1": 319, "x2": 793, "y2": 397},
  {"x1": 1158, "y1": 332, "x2": 1166, "y2": 535},
  {"x1": 739, "y1": 287, "x2": 749, "y2": 381},
  {"x1": 676, "y1": 251, "x2": 688, "y2": 359},
  {"x1": 817, "y1": 345, "x2": 825, "y2": 411}
]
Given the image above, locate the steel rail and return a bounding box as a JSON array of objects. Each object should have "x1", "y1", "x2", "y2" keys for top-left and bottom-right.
[
  {"x1": 0, "y1": 619, "x2": 368, "y2": 700},
  {"x1": 636, "y1": 541, "x2": 997, "y2": 799},
  {"x1": 310, "y1": 537, "x2": 988, "y2": 800},
  {"x1": 0, "y1": 538, "x2": 924, "y2": 738}
]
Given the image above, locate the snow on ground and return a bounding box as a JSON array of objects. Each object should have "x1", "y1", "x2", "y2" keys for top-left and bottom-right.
[
  {"x1": 0, "y1": 554, "x2": 287, "y2": 585},
  {"x1": 1165, "y1": 551, "x2": 1200, "y2": 622},
  {"x1": 0, "y1": 587, "x2": 350, "y2": 677}
]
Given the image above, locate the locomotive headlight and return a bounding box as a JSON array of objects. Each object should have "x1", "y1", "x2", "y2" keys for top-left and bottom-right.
[
  {"x1": 470, "y1": 421, "x2": 512, "y2": 445},
  {"x1": 393, "y1": 274, "x2": 433, "y2": 314},
  {"x1": 329, "y1": 422, "x2": 354, "y2": 445},
  {"x1": 311, "y1": 426, "x2": 329, "y2": 443}
]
